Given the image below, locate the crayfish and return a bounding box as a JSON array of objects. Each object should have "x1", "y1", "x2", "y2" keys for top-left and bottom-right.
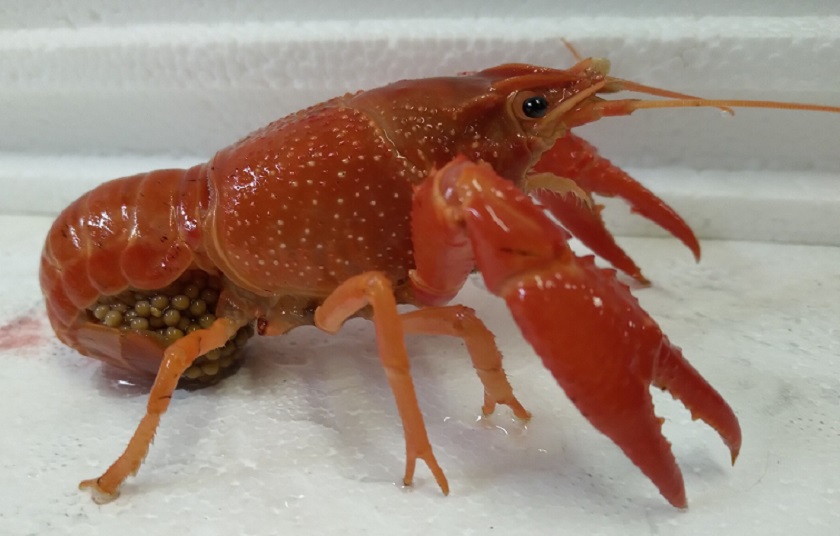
[{"x1": 40, "y1": 51, "x2": 840, "y2": 507}]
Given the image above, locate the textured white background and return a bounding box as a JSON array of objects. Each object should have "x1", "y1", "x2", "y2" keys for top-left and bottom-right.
[
  {"x1": 1, "y1": 3, "x2": 840, "y2": 535},
  {"x1": 1, "y1": 3, "x2": 840, "y2": 244}
]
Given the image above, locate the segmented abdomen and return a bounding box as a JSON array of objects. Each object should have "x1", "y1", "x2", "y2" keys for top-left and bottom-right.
[{"x1": 39, "y1": 165, "x2": 210, "y2": 361}]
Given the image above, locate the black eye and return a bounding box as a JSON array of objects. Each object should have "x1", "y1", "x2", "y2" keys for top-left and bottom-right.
[{"x1": 522, "y1": 95, "x2": 549, "y2": 118}]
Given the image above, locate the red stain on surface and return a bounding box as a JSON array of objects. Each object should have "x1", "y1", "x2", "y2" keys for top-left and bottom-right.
[{"x1": 0, "y1": 314, "x2": 46, "y2": 351}]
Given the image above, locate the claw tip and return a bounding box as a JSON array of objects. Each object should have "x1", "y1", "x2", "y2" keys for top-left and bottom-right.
[{"x1": 668, "y1": 489, "x2": 689, "y2": 509}]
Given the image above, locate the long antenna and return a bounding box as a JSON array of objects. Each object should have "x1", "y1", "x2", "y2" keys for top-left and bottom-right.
[{"x1": 618, "y1": 98, "x2": 840, "y2": 114}]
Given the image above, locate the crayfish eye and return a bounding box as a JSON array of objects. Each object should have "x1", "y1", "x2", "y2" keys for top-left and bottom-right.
[{"x1": 522, "y1": 95, "x2": 549, "y2": 118}]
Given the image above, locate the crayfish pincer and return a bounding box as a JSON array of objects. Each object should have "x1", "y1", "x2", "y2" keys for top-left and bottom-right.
[{"x1": 40, "y1": 54, "x2": 840, "y2": 506}]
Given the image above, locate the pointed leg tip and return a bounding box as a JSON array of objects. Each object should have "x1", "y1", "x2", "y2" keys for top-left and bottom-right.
[
  {"x1": 427, "y1": 465, "x2": 450, "y2": 496},
  {"x1": 410, "y1": 450, "x2": 449, "y2": 497},
  {"x1": 510, "y1": 404, "x2": 532, "y2": 421},
  {"x1": 430, "y1": 465, "x2": 450, "y2": 496},
  {"x1": 404, "y1": 471, "x2": 450, "y2": 496},
  {"x1": 484, "y1": 397, "x2": 531, "y2": 421},
  {"x1": 79, "y1": 477, "x2": 120, "y2": 504},
  {"x1": 506, "y1": 398, "x2": 532, "y2": 421}
]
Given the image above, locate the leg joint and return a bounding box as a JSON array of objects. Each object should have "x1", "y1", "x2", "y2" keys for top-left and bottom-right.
[{"x1": 447, "y1": 305, "x2": 486, "y2": 334}]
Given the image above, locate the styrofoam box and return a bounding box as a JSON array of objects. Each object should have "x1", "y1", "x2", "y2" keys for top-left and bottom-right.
[{"x1": 1, "y1": 3, "x2": 839, "y2": 535}]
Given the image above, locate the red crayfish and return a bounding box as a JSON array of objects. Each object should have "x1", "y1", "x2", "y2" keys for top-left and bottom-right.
[{"x1": 40, "y1": 50, "x2": 840, "y2": 507}]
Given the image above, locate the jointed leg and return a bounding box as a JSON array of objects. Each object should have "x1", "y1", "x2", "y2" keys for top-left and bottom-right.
[
  {"x1": 79, "y1": 317, "x2": 243, "y2": 503},
  {"x1": 314, "y1": 271, "x2": 448, "y2": 494},
  {"x1": 400, "y1": 305, "x2": 530, "y2": 420}
]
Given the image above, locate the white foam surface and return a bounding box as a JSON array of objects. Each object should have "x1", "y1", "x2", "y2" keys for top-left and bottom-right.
[{"x1": 2, "y1": 215, "x2": 839, "y2": 534}]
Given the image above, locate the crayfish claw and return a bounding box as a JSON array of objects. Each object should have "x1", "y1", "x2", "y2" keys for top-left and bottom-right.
[
  {"x1": 422, "y1": 158, "x2": 740, "y2": 506},
  {"x1": 532, "y1": 132, "x2": 702, "y2": 279},
  {"x1": 652, "y1": 341, "x2": 742, "y2": 465},
  {"x1": 503, "y1": 258, "x2": 740, "y2": 507}
]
